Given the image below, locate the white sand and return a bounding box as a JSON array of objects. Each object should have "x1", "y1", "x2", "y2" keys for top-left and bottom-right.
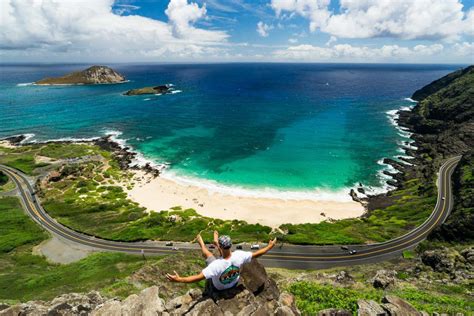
[{"x1": 125, "y1": 171, "x2": 365, "y2": 228}]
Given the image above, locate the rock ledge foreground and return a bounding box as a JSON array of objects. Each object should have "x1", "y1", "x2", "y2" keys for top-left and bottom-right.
[{"x1": 0, "y1": 259, "x2": 448, "y2": 316}]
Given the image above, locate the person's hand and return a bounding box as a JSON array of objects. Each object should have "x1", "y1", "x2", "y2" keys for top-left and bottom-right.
[
  {"x1": 196, "y1": 233, "x2": 204, "y2": 246},
  {"x1": 166, "y1": 271, "x2": 181, "y2": 282},
  {"x1": 268, "y1": 237, "x2": 277, "y2": 249}
]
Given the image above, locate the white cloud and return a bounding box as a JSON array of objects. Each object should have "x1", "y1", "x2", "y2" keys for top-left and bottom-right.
[
  {"x1": 271, "y1": 0, "x2": 474, "y2": 40},
  {"x1": 288, "y1": 38, "x2": 298, "y2": 43},
  {"x1": 165, "y1": 0, "x2": 206, "y2": 38},
  {"x1": 257, "y1": 21, "x2": 274, "y2": 37},
  {"x1": 113, "y1": 4, "x2": 140, "y2": 16},
  {"x1": 453, "y1": 42, "x2": 474, "y2": 57},
  {"x1": 325, "y1": 35, "x2": 337, "y2": 46},
  {"x1": 0, "y1": 0, "x2": 228, "y2": 61},
  {"x1": 271, "y1": 0, "x2": 331, "y2": 32},
  {"x1": 273, "y1": 43, "x2": 445, "y2": 61}
]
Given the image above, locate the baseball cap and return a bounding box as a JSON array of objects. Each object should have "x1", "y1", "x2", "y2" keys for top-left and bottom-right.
[{"x1": 218, "y1": 235, "x2": 232, "y2": 249}]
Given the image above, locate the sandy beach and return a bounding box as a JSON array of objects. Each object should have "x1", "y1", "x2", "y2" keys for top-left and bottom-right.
[{"x1": 125, "y1": 171, "x2": 365, "y2": 228}]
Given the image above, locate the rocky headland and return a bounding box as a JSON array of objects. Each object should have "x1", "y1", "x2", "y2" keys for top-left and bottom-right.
[
  {"x1": 35, "y1": 66, "x2": 126, "y2": 85},
  {"x1": 362, "y1": 65, "x2": 474, "y2": 237},
  {"x1": 124, "y1": 85, "x2": 171, "y2": 96}
]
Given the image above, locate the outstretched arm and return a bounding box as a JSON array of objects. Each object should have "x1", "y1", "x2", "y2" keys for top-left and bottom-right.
[
  {"x1": 166, "y1": 271, "x2": 206, "y2": 283},
  {"x1": 252, "y1": 238, "x2": 277, "y2": 258}
]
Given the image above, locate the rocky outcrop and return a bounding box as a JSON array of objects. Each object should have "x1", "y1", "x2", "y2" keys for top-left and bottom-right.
[
  {"x1": 357, "y1": 299, "x2": 387, "y2": 316},
  {"x1": 0, "y1": 291, "x2": 105, "y2": 316},
  {"x1": 420, "y1": 246, "x2": 473, "y2": 280},
  {"x1": 381, "y1": 295, "x2": 422, "y2": 316},
  {"x1": 124, "y1": 85, "x2": 171, "y2": 96},
  {"x1": 1, "y1": 259, "x2": 300, "y2": 316},
  {"x1": 35, "y1": 66, "x2": 126, "y2": 85},
  {"x1": 371, "y1": 270, "x2": 397, "y2": 289},
  {"x1": 357, "y1": 296, "x2": 426, "y2": 316}
]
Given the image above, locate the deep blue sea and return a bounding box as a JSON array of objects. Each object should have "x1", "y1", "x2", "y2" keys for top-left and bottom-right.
[{"x1": 0, "y1": 63, "x2": 461, "y2": 199}]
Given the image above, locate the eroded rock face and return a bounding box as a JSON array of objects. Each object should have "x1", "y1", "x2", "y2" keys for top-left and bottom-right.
[
  {"x1": 0, "y1": 291, "x2": 105, "y2": 316},
  {"x1": 421, "y1": 248, "x2": 458, "y2": 273},
  {"x1": 371, "y1": 270, "x2": 397, "y2": 289},
  {"x1": 381, "y1": 295, "x2": 422, "y2": 316},
  {"x1": 357, "y1": 299, "x2": 387, "y2": 316}
]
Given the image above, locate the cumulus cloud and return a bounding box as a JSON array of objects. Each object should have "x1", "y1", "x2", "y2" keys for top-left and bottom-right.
[
  {"x1": 0, "y1": 0, "x2": 228, "y2": 61},
  {"x1": 271, "y1": 0, "x2": 331, "y2": 32},
  {"x1": 271, "y1": 0, "x2": 473, "y2": 40},
  {"x1": 325, "y1": 35, "x2": 337, "y2": 46},
  {"x1": 453, "y1": 42, "x2": 474, "y2": 57},
  {"x1": 273, "y1": 43, "x2": 445, "y2": 61},
  {"x1": 256, "y1": 21, "x2": 274, "y2": 37}
]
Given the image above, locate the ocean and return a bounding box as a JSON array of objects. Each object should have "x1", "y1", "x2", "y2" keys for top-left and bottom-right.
[{"x1": 0, "y1": 63, "x2": 461, "y2": 200}]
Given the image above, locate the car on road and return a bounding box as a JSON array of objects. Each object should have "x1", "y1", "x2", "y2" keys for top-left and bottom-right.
[
  {"x1": 236, "y1": 245, "x2": 243, "y2": 250},
  {"x1": 340, "y1": 246, "x2": 349, "y2": 251},
  {"x1": 165, "y1": 242, "x2": 173, "y2": 246},
  {"x1": 349, "y1": 249, "x2": 357, "y2": 255},
  {"x1": 172, "y1": 247, "x2": 179, "y2": 251},
  {"x1": 250, "y1": 244, "x2": 260, "y2": 250}
]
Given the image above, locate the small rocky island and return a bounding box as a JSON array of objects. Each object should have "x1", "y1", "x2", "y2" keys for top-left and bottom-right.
[
  {"x1": 35, "y1": 65, "x2": 126, "y2": 85},
  {"x1": 124, "y1": 85, "x2": 171, "y2": 96}
]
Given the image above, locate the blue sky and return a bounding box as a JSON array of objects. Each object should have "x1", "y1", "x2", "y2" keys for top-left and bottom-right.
[{"x1": 1, "y1": 0, "x2": 473, "y2": 63}]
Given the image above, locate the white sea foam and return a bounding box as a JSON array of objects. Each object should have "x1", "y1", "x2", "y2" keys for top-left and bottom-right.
[
  {"x1": 404, "y1": 97, "x2": 418, "y2": 103},
  {"x1": 144, "y1": 98, "x2": 151, "y2": 101},
  {"x1": 170, "y1": 90, "x2": 182, "y2": 94},
  {"x1": 160, "y1": 170, "x2": 355, "y2": 202},
  {"x1": 16, "y1": 82, "x2": 33, "y2": 87}
]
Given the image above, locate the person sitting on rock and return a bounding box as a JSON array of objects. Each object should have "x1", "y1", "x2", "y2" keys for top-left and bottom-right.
[{"x1": 166, "y1": 231, "x2": 277, "y2": 291}]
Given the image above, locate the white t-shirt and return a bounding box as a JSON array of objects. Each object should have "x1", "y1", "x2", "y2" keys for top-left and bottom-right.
[{"x1": 202, "y1": 250, "x2": 253, "y2": 290}]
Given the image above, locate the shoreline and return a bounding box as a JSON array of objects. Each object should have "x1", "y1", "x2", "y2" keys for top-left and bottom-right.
[
  {"x1": 0, "y1": 110, "x2": 418, "y2": 227},
  {"x1": 125, "y1": 169, "x2": 365, "y2": 227}
]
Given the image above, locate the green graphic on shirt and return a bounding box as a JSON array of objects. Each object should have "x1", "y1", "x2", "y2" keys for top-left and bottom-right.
[{"x1": 219, "y1": 265, "x2": 240, "y2": 285}]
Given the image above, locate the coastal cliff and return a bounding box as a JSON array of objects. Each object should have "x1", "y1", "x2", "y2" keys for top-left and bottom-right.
[
  {"x1": 35, "y1": 66, "x2": 126, "y2": 85},
  {"x1": 396, "y1": 65, "x2": 473, "y2": 242}
]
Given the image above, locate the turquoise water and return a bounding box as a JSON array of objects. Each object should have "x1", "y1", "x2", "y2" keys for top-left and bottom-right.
[{"x1": 0, "y1": 63, "x2": 460, "y2": 197}]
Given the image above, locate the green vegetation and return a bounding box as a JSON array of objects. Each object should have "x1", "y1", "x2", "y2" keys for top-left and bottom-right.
[
  {"x1": 0, "y1": 139, "x2": 447, "y2": 245},
  {"x1": 288, "y1": 282, "x2": 381, "y2": 314},
  {"x1": 430, "y1": 152, "x2": 474, "y2": 242},
  {"x1": 0, "y1": 171, "x2": 7, "y2": 186},
  {"x1": 0, "y1": 196, "x2": 203, "y2": 302},
  {"x1": 0, "y1": 171, "x2": 14, "y2": 192},
  {"x1": 281, "y1": 178, "x2": 436, "y2": 244},
  {"x1": 288, "y1": 281, "x2": 473, "y2": 315}
]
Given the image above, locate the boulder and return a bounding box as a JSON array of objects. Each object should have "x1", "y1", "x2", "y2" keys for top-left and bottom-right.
[
  {"x1": 371, "y1": 270, "x2": 397, "y2": 289},
  {"x1": 460, "y1": 247, "x2": 474, "y2": 264},
  {"x1": 421, "y1": 248, "x2": 456, "y2": 273},
  {"x1": 335, "y1": 271, "x2": 354, "y2": 284},
  {"x1": 357, "y1": 300, "x2": 387, "y2": 316},
  {"x1": 381, "y1": 295, "x2": 421, "y2": 316}
]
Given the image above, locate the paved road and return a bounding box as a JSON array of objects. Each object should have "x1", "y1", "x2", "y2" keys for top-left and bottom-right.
[{"x1": 0, "y1": 155, "x2": 461, "y2": 269}]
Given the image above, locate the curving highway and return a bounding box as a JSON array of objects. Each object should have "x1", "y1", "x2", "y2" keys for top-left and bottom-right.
[{"x1": 0, "y1": 155, "x2": 461, "y2": 269}]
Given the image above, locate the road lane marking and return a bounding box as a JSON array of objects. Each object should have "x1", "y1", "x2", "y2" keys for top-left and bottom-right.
[{"x1": 0, "y1": 157, "x2": 460, "y2": 261}]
